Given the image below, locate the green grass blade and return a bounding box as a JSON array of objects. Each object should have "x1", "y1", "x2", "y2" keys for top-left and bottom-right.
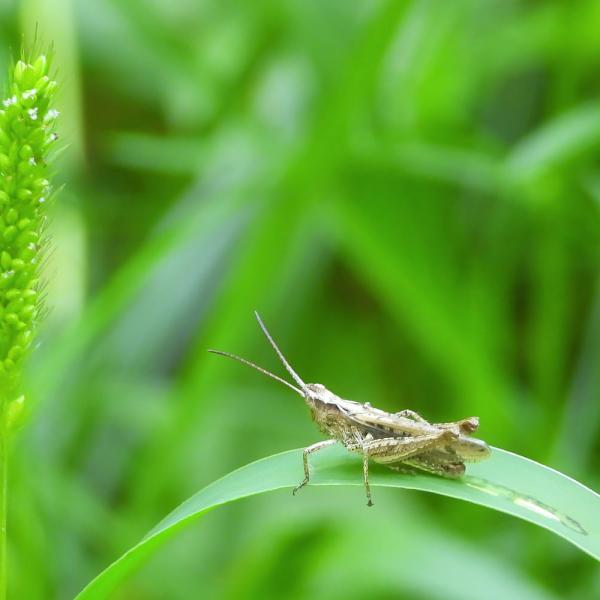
[
  {"x1": 75, "y1": 445, "x2": 600, "y2": 599},
  {"x1": 506, "y1": 103, "x2": 600, "y2": 180}
]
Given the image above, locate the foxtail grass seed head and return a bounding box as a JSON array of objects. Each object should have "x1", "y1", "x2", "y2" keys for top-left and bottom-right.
[{"x1": 0, "y1": 52, "x2": 58, "y2": 419}]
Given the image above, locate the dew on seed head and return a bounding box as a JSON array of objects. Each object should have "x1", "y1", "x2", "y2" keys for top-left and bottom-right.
[{"x1": 44, "y1": 109, "x2": 59, "y2": 122}]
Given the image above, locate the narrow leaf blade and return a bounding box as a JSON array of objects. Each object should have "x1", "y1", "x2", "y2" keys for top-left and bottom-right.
[{"x1": 76, "y1": 446, "x2": 600, "y2": 599}]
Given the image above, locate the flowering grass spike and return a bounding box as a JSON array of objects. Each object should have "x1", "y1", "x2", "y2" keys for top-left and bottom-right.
[{"x1": 0, "y1": 52, "x2": 58, "y2": 423}]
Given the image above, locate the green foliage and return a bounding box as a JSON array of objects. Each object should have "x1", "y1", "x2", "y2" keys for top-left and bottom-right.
[{"x1": 1, "y1": 1, "x2": 600, "y2": 598}]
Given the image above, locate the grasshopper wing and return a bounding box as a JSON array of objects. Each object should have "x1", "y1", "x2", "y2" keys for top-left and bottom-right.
[{"x1": 336, "y1": 399, "x2": 433, "y2": 438}]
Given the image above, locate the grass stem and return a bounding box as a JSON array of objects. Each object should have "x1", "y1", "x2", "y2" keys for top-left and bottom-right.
[{"x1": 0, "y1": 427, "x2": 7, "y2": 600}]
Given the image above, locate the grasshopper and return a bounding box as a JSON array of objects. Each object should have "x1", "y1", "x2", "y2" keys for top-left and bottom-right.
[{"x1": 209, "y1": 312, "x2": 491, "y2": 506}]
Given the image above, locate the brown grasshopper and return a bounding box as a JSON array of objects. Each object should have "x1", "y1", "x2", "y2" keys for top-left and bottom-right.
[{"x1": 209, "y1": 312, "x2": 491, "y2": 506}]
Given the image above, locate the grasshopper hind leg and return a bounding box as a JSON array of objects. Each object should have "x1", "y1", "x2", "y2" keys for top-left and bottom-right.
[
  {"x1": 395, "y1": 453, "x2": 466, "y2": 478},
  {"x1": 388, "y1": 462, "x2": 465, "y2": 478}
]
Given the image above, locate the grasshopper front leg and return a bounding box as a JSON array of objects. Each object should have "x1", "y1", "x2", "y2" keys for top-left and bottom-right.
[{"x1": 293, "y1": 439, "x2": 337, "y2": 496}]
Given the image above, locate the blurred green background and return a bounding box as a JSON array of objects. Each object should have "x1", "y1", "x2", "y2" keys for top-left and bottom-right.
[{"x1": 2, "y1": 0, "x2": 600, "y2": 598}]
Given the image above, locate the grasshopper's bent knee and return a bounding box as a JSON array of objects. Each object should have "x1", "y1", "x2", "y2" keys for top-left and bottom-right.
[{"x1": 293, "y1": 440, "x2": 336, "y2": 496}]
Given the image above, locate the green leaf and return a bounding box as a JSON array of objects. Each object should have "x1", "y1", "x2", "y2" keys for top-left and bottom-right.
[
  {"x1": 506, "y1": 103, "x2": 600, "y2": 180},
  {"x1": 75, "y1": 444, "x2": 600, "y2": 599}
]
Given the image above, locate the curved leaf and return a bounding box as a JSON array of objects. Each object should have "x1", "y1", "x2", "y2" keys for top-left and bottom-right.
[{"x1": 75, "y1": 445, "x2": 600, "y2": 599}]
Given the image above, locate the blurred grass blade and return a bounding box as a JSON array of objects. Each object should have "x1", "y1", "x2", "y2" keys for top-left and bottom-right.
[
  {"x1": 125, "y1": 0, "x2": 412, "y2": 512},
  {"x1": 308, "y1": 516, "x2": 561, "y2": 600},
  {"x1": 76, "y1": 446, "x2": 600, "y2": 599},
  {"x1": 352, "y1": 141, "x2": 503, "y2": 193},
  {"x1": 222, "y1": 497, "x2": 559, "y2": 600},
  {"x1": 331, "y1": 194, "x2": 512, "y2": 432},
  {"x1": 506, "y1": 103, "x2": 600, "y2": 180},
  {"x1": 103, "y1": 132, "x2": 207, "y2": 174},
  {"x1": 30, "y1": 191, "x2": 248, "y2": 400}
]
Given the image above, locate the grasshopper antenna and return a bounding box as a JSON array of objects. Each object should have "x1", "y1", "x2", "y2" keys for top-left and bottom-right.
[
  {"x1": 207, "y1": 349, "x2": 304, "y2": 397},
  {"x1": 254, "y1": 311, "x2": 308, "y2": 392}
]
